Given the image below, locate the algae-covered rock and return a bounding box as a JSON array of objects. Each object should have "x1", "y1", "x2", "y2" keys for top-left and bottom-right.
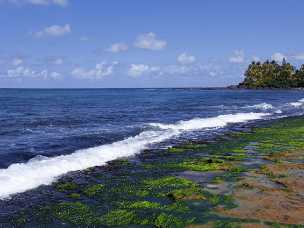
[
  {"x1": 83, "y1": 183, "x2": 104, "y2": 197},
  {"x1": 101, "y1": 209, "x2": 137, "y2": 226},
  {"x1": 55, "y1": 181, "x2": 78, "y2": 192},
  {"x1": 154, "y1": 213, "x2": 192, "y2": 228},
  {"x1": 53, "y1": 202, "x2": 100, "y2": 225}
]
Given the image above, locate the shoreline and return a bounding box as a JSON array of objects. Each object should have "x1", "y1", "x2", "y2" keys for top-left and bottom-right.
[{"x1": 1, "y1": 115, "x2": 304, "y2": 226}]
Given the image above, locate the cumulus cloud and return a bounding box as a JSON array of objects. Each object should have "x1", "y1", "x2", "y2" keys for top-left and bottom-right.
[
  {"x1": 107, "y1": 42, "x2": 129, "y2": 53},
  {"x1": 126, "y1": 61, "x2": 224, "y2": 78},
  {"x1": 6, "y1": 65, "x2": 61, "y2": 79},
  {"x1": 128, "y1": 64, "x2": 160, "y2": 77},
  {"x1": 34, "y1": 24, "x2": 71, "y2": 38},
  {"x1": 229, "y1": 50, "x2": 245, "y2": 63},
  {"x1": 71, "y1": 61, "x2": 118, "y2": 79},
  {"x1": 177, "y1": 53, "x2": 196, "y2": 65},
  {"x1": 12, "y1": 57, "x2": 23, "y2": 66},
  {"x1": 1, "y1": 0, "x2": 68, "y2": 6},
  {"x1": 134, "y1": 33, "x2": 167, "y2": 50},
  {"x1": 271, "y1": 52, "x2": 286, "y2": 63}
]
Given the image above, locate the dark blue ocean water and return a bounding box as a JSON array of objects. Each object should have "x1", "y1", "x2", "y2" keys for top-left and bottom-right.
[
  {"x1": 1, "y1": 88, "x2": 304, "y2": 198},
  {"x1": 1, "y1": 88, "x2": 304, "y2": 168}
]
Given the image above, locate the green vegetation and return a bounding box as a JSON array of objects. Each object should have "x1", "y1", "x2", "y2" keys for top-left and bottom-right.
[
  {"x1": 83, "y1": 184, "x2": 104, "y2": 197},
  {"x1": 144, "y1": 176, "x2": 196, "y2": 189},
  {"x1": 119, "y1": 200, "x2": 162, "y2": 210},
  {"x1": 238, "y1": 59, "x2": 304, "y2": 88},
  {"x1": 55, "y1": 181, "x2": 78, "y2": 192},
  {"x1": 168, "y1": 143, "x2": 207, "y2": 153},
  {"x1": 67, "y1": 193, "x2": 81, "y2": 199},
  {"x1": 166, "y1": 158, "x2": 231, "y2": 172},
  {"x1": 101, "y1": 209, "x2": 137, "y2": 226},
  {"x1": 154, "y1": 213, "x2": 189, "y2": 228},
  {"x1": 53, "y1": 202, "x2": 100, "y2": 225},
  {"x1": 167, "y1": 187, "x2": 205, "y2": 200}
]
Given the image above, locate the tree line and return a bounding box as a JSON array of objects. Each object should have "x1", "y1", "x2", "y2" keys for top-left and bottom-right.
[{"x1": 238, "y1": 59, "x2": 304, "y2": 88}]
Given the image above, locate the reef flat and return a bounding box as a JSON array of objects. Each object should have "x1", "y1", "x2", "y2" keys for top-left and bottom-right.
[{"x1": 2, "y1": 117, "x2": 304, "y2": 227}]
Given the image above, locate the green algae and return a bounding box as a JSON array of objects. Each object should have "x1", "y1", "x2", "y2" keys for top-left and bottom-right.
[
  {"x1": 166, "y1": 158, "x2": 231, "y2": 172},
  {"x1": 144, "y1": 176, "x2": 195, "y2": 188},
  {"x1": 213, "y1": 220, "x2": 242, "y2": 228},
  {"x1": 53, "y1": 202, "x2": 100, "y2": 225},
  {"x1": 83, "y1": 183, "x2": 104, "y2": 197},
  {"x1": 67, "y1": 193, "x2": 81, "y2": 199},
  {"x1": 121, "y1": 200, "x2": 162, "y2": 209},
  {"x1": 145, "y1": 158, "x2": 232, "y2": 172},
  {"x1": 167, "y1": 187, "x2": 205, "y2": 201},
  {"x1": 163, "y1": 201, "x2": 190, "y2": 213},
  {"x1": 168, "y1": 147, "x2": 188, "y2": 153},
  {"x1": 211, "y1": 176, "x2": 225, "y2": 184},
  {"x1": 168, "y1": 143, "x2": 207, "y2": 153},
  {"x1": 205, "y1": 193, "x2": 236, "y2": 209},
  {"x1": 55, "y1": 181, "x2": 79, "y2": 192},
  {"x1": 100, "y1": 209, "x2": 137, "y2": 226},
  {"x1": 258, "y1": 165, "x2": 287, "y2": 179},
  {"x1": 155, "y1": 213, "x2": 193, "y2": 228}
]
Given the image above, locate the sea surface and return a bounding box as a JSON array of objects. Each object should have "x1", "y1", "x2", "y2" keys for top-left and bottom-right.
[{"x1": 1, "y1": 88, "x2": 304, "y2": 199}]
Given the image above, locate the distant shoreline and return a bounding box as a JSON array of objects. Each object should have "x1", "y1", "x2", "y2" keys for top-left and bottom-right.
[{"x1": 0, "y1": 87, "x2": 304, "y2": 90}]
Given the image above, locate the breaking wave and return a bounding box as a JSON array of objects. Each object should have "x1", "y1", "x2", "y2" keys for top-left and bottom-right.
[
  {"x1": 0, "y1": 112, "x2": 269, "y2": 199},
  {"x1": 289, "y1": 98, "x2": 304, "y2": 107},
  {"x1": 244, "y1": 103, "x2": 274, "y2": 110}
]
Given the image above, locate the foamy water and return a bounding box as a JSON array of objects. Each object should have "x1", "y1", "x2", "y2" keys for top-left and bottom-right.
[
  {"x1": 244, "y1": 103, "x2": 274, "y2": 110},
  {"x1": 0, "y1": 112, "x2": 269, "y2": 199}
]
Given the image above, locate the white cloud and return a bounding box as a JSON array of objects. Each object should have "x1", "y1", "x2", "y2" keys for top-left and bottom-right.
[
  {"x1": 7, "y1": 65, "x2": 61, "y2": 79},
  {"x1": 7, "y1": 66, "x2": 34, "y2": 78},
  {"x1": 107, "y1": 42, "x2": 129, "y2": 53},
  {"x1": 12, "y1": 58, "x2": 23, "y2": 66},
  {"x1": 126, "y1": 62, "x2": 223, "y2": 78},
  {"x1": 1, "y1": 0, "x2": 68, "y2": 6},
  {"x1": 165, "y1": 65, "x2": 190, "y2": 75},
  {"x1": 271, "y1": 52, "x2": 286, "y2": 63},
  {"x1": 177, "y1": 53, "x2": 196, "y2": 65},
  {"x1": 252, "y1": 56, "x2": 261, "y2": 62},
  {"x1": 49, "y1": 71, "x2": 61, "y2": 79},
  {"x1": 53, "y1": 58, "x2": 63, "y2": 65},
  {"x1": 71, "y1": 61, "x2": 118, "y2": 79},
  {"x1": 292, "y1": 53, "x2": 304, "y2": 61},
  {"x1": 229, "y1": 50, "x2": 245, "y2": 63},
  {"x1": 128, "y1": 64, "x2": 160, "y2": 77},
  {"x1": 134, "y1": 33, "x2": 167, "y2": 50},
  {"x1": 34, "y1": 24, "x2": 71, "y2": 38}
]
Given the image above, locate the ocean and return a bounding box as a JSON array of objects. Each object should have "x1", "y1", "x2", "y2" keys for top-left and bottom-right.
[{"x1": 0, "y1": 88, "x2": 304, "y2": 199}]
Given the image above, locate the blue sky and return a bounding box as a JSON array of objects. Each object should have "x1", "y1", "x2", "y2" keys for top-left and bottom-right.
[{"x1": 0, "y1": 0, "x2": 304, "y2": 88}]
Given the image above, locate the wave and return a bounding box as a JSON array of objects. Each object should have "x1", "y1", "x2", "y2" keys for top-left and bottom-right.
[
  {"x1": 288, "y1": 98, "x2": 304, "y2": 108},
  {"x1": 244, "y1": 103, "x2": 274, "y2": 110},
  {"x1": 150, "y1": 112, "x2": 269, "y2": 131},
  {"x1": 0, "y1": 112, "x2": 269, "y2": 199}
]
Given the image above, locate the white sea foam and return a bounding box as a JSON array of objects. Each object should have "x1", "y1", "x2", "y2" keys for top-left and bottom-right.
[
  {"x1": 289, "y1": 98, "x2": 304, "y2": 107},
  {"x1": 275, "y1": 110, "x2": 283, "y2": 114},
  {"x1": 150, "y1": 112, "x2": 269, "y2": 130},
  {"x1": 290, "y1": 102, "x2": 303, "y2": 107},
  {"x1": 245, "y1": 103, "x2": 274, "y2": 110},
  {"x1": 0, "y1": 112, "x2": 269, "y2": 199}
]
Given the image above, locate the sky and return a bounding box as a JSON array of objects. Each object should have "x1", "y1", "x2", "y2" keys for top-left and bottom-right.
[{"x1": 0, "y1": 0, "x2": 304, "y2": 88}]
